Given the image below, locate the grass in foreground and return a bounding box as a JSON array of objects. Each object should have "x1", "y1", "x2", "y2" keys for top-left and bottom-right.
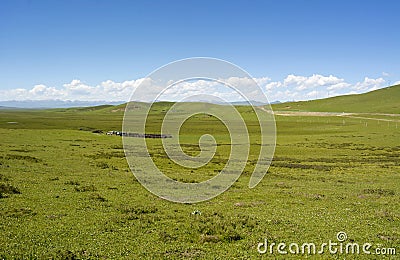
[{"x1": 0, "y1": 106, "x2": 399, "y2": 259}]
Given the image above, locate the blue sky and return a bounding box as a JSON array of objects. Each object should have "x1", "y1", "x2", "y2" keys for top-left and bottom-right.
[{"x1": 0, "y1": 0, "x2": 399, "y2": 102}]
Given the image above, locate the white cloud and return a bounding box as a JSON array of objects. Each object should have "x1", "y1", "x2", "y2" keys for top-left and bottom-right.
[
  {"x1": 306, "y1": 90, "x2": 318, "y2": 98},
  {"x1": 326, "y1": 82, "x2": 351, "y2": 91},
  {"x1": 351, "y1": 77, "x2": 385, "y2": 92},
  {"x1": 265, "y1": 81, "x2": 282, "y2": 90},
  {"x1": 0, "y1": 79, "x2": 145, "y2": 102},
  {"x1": 0, "y1": 74, "x2": 391, "y2": 103},
  {"x1": 258, "y1": 74, "x2": 388, "y2": 101},
  {"x1": 161, "y1": 79, "x2": 239, "y2": 102},
  {"x1": 282, "y1": 74, "x2": 347, "y2": 91},
  {"x1": 382, "y1": 72, "x2": 389, "y2": 77}
]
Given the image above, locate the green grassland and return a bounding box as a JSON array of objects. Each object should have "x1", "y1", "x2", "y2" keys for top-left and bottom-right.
[{"x1": 0, "y1": 89, "x2": 399, "y2": 258}]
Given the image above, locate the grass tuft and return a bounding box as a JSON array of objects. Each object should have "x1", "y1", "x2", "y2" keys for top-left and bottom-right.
[
  {"x1": 74, "y1": 184, "x2": 97, "y2": 192},
  {"x1": 0, "y1": 182, "x2": 21, "y2": 197}
]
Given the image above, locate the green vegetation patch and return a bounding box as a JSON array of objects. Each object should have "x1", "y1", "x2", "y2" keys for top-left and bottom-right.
[{"x1": 0, "y1": 99, "x2": 398, "y2": 258}]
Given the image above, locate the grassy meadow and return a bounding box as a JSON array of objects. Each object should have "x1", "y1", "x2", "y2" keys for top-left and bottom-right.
[{"x1": 0, "y1": 89, "x2": 399, "y2": 258}]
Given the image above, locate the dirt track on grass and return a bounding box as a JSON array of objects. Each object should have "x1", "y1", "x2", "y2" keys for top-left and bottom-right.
[{"x1": 257, "y1": 107, "x2": 400, "y2": 122}]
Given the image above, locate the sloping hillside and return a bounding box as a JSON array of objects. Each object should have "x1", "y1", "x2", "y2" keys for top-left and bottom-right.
[{"x1": 271, "y1": 84, "x2": 400, "y2": 114}]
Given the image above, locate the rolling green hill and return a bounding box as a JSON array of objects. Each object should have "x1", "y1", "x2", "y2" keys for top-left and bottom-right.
[{"x1": 271, "y1": 84, "x2": 400, "y2": 114}]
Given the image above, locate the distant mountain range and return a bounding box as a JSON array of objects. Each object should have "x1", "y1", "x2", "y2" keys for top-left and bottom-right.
[
  {"x1": 0, "y1": 100, "x2": 125, "y2": 109},
  {"x1": 1, "y1": 84, "x2": 398, "y2": 113},
  {"x1": 0, "y1": 99, "x2": 281, "y2": 109},
  {"x1": 229, "y1": 100, "x2": 281, "y2": 106}
]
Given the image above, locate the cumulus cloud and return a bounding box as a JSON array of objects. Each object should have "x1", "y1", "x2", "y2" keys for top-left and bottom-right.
[
  {"x1": 282, "y1": 74, "x2": 348, "y2": 91},
  {"x1": 326, "y1": 82, "x2": 351, "y2": 91},
  {"x1": 306, "y1": 90, "x2": 318, "y2": 98},
  {"x1": 0, "y1": 79, "x2": 146, "y2": 102},
  {"x1": 259, "y1": 74, "x2": 388, "y2": 101},
  {"x1": 162, "y1": 79, "x2": 241, "y2": 102},
  {"x1": 351, "y1": 77, "x2": 385, "y2": 92},
  {"x1": 156, "y1": 77, "x2": 271, "y2": 103},
  {"x1": 0, "y1": 74, "x2": 392, "y2": 103},
  {"x1": 265, "y1": 81, "x2": 282, "y2": 90},
  {"x1": 63, "y1": 80, "x2": 93, "y2": 95}
]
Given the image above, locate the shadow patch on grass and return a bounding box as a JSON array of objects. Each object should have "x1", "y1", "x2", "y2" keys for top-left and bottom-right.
[
  {"x1": 0, "y1": 174, "x2": 9, "y2": 181},
  {"x1": 0, "y1": 182, "x2": 21, "y2": 198},
  {"x1": 85, "y1": 151, "x2": 125, "y2": 159},
  {"x1": 64, "y1": 180, "x2": 80, "y2": 185},
  {"x1": 375, "y1": 210, "x2": 400, "y2": 221},
  {"x1": 275, "y1": 182, "x2": 292, "y2": 189},
  {"x1": 96, "y1": 162, "x2": 109, "y2": 169},
  {"x1": 120, "y1": 205, "x2": 158, "y2": 215},
  {"x1": 363, "y1": 188, "x2": 395, "y2": 196},
  {"x1": 74, "y1": 184, "x2": 97, "y2": 192},
  {"x1": 10, "y1": 149, "x2": 35, "y2": 153},
  {"x1": 50, "y1": 249, "x2": 98, "y2": 260},
  {"x1": 4, "y1": 154, "x2": 41, "y2": 163},
  {"x1": 272, "y1": 162, "x2": 333, "y2": 171},
  {"x1": 194, "y1": 213, "x2": 257, "y2": 243},
  {"x1": 2, "y1": 207, "x2": 36, "y2": 218},
  {"x1": 89, "y1": 193, "x2": 108, "y2": 202}
]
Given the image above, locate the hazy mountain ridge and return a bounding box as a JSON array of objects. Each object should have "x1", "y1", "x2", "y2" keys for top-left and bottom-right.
[
  {"x1": 1, "y1": 84, "x2": 399, "y2": 114},
  {"x1": 0, "y1": 100, "x2": 125, "y2": 109},
  {"x1": 0, "y1": 99, "x2": 279, "y2": 109}
]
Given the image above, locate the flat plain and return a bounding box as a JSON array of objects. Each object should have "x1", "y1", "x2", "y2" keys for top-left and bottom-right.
[{"x1": 0, "y1": 86, "x2": 399, "y2": 259}]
